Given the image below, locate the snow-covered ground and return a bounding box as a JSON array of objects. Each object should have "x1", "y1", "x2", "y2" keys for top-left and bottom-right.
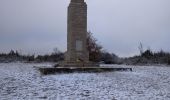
[{"x1": 0, "y1": 63, "x2": 170, "y2": 100}]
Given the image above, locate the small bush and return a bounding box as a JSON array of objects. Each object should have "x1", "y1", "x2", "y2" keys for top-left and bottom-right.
[
  {"x1": 168, "y1": 59, "x2": 170, "y2": 65},
  {"x1": 141, "y1": 49, "x2": 153, "y2": 59}
]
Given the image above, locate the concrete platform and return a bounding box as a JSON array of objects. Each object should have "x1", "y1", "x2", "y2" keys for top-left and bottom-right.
[{"x1": 37, "y1": 67, "x2": 132, "y2": 75}]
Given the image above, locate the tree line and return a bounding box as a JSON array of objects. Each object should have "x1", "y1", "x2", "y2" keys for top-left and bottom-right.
[
  {"x1": 0, "y1": 32, "x2": 169, "y2": 65},
  {"x1": 0, "y1": 49, "x2": 64, "y2": 63},
  {"x1": 86, "y1": 32, "x2": 170, "y2": 65},
  {"x1": 124, "y1": 49, "x2": 170, "y2": 65}
]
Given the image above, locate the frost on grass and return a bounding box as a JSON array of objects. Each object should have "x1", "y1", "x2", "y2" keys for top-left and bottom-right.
[{"x1": 0, "y1": 63, "x2": 170, "y2": 100}]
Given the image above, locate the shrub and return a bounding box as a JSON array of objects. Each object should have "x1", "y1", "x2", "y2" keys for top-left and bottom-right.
[
  {"x1": 141, "y1": 49, "x2": 153, "y2": 59},
  {"x1": 168, "y1": 59, "x2": 170, "y2": 65}
]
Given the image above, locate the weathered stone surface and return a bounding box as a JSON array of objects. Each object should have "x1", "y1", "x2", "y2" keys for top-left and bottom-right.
[
  {"x1": 65, "y1": 0, "x2": 89, "y2": 65},
  {"x1": 38, "y1": 67, "x2": 133, "y2": 75},
  {"x1": 60, "y1": 0, "x2": 99, "y2": 67}
]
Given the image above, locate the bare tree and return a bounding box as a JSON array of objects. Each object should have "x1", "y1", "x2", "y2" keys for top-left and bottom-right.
[
  {"x1": 87, "y1": 31, "x2": 103, "y2": 62},
  {"x1": 138, "y1": 42, "x2": 144, "y2": 55},
  {"x1": 53, "y1": 48, "x2": 61, "y2": 54}
]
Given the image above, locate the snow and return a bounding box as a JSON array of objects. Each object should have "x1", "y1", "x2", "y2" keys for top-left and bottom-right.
[{"x1": 0, "y1": 63, "x2": 170, "y2": 100}]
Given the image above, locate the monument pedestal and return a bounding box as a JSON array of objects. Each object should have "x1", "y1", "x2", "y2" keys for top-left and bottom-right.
[
  {"x1": 58, "y1": 61, "x2": 99, "y2": 67},
  {"x1": 37, "y1": 67, "x2": 132, "y2": 75}
]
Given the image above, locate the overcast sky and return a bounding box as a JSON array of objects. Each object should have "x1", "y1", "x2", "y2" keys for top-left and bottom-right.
[{"x1": 0, "y1": 0, "x2": 170, "y2": 57}]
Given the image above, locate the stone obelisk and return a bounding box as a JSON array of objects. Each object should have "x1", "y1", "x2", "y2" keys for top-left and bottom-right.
[{"x1": 64, "y1": 0, "x2": 89, "y2": 67}]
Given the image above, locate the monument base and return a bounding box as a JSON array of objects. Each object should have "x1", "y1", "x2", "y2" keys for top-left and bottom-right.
[
  {"x1": 57, "y1": 61, "x2": 99, "y2": 67},
  {"x1": 37, "y1": 67, "x2": 132, "y2": 75},
  {"x1": 35, "y1": 62, "x2": 132, "y2": 75}
]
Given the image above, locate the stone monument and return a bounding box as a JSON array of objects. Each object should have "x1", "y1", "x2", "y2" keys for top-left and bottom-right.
[
  {"x1": 38, "y1": 0, "x2": 132, "y2": 74},
  {"x1": 39, "y1": 0, "x2": 132, "y2": 75},
  {"x1": 63, "y1": 0, "x2": 97, "y2": 67}
]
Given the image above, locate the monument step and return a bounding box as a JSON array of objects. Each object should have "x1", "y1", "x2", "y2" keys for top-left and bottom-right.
[{"x1": 36, "y1": 67, "x2": 132, "y2": 75}]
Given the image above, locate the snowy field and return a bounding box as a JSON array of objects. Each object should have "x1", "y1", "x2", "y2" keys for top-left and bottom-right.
[{"x1": 0, "y1": 63, "x2": 170, "y2": 100}]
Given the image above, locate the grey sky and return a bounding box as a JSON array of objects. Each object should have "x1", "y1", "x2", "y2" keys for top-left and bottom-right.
[{"x1": 0, "y1": 0, "x2": 170, "y2": 57}]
